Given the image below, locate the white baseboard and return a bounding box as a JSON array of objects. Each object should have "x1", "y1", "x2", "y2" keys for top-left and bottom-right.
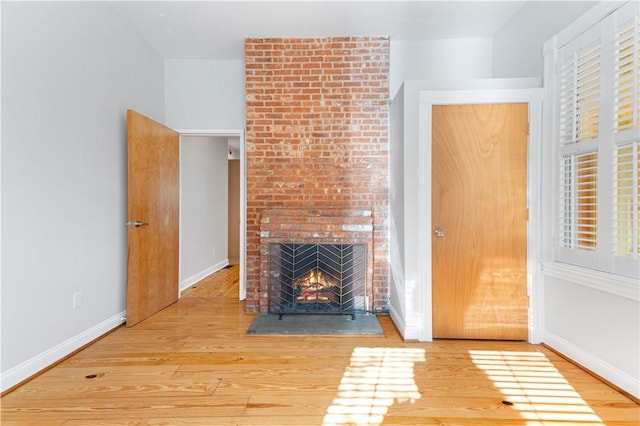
[
  {"x1": 544, "y1": 331, "x2": 640, "y2": 399},
  {"x1": 388, "y1": 305, "x2": 406, "y2": 339},
  {"x1": 1, "y1": 311, "x2": 125, "y2": 393},
  {"x1": 389, "y1": 305, "x2": 430, "y2": 341},
  {"x1": 179, "y1": 259, "x2": 229, "y2": 295}
]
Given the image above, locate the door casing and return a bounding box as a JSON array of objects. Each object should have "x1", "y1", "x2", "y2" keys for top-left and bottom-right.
[{"x1": 417, "y1": 88, "x2": 544, "y2": 343}]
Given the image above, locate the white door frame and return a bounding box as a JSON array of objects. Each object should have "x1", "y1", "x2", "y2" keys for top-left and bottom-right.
[
  {"x1": 177, "y1": 128, "x2": 247, "y2": 300},
  {"x1": 417, "y1": 88, "x2": 543, "y2": 343}
]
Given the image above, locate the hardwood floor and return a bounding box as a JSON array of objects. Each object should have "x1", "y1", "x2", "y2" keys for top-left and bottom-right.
[{"x1": 2, "y1": 265, "x2": 638, "y2": 425}]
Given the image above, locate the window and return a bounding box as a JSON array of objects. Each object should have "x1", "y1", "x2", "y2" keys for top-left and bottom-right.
[{"x1": 553, "y1": 2, "x2": 639, "y2": 279}]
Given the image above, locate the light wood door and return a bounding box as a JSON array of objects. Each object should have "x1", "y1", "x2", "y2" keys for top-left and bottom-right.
[
  {"x1": 228, "y1": 159, "x2": 240, "y2": 265},
  {"x1": 126, "y1": 110, "x2": 180, "y2": 327},
  {"x1": 432, "y1": 103, "x2": 529, "y2": 340}
]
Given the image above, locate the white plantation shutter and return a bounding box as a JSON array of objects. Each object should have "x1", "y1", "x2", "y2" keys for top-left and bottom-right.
[
  {"x1": 612, "y1": 11, "x2": 640, "y2": 276},
  {"x1": 557, "y1": 25, "x2": 602, "y2": 265},
  {"x1": 553, "y1": 1, "x2": 639, "y2": 278}
]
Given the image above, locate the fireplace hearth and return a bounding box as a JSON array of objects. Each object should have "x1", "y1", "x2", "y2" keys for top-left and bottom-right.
[{"x1": 268, "y1": 243, "x2": 367, "y2": 318}]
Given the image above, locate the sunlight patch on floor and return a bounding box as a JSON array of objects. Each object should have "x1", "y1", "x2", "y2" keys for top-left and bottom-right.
[
  {"x1": 322, "y1": 347, "x2": 425, "y2": 426},
  {"x1": 469, "y1": 350, "x2": 605, "y2": 425}
]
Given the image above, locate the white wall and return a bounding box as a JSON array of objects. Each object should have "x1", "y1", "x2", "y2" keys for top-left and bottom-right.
[
  {"x1": 388, "y1": 86, "x2": 406, "y2": 331},
  {"x1": 165, "y1": 60, "x2": 245, "y2": 130},
  {"x1": 179, "y1": 136, "x2": 230, "y2": 291},
  {"x1": 390, "y1": 38, "x2": 493, "y2": 98},
  {"x1": 537, "y1": 1, "x2": 640, "y2": 398},
  {"x1": 167, "y1": 38, "x2": 490, "y2": 125},
  {"x1": 492, "y1": 1, "x2": 598, "y2": 78},
  {"x1": 543, "y1": 273, "x2": 639, "y2": 397},
  {"x1": 1, "y1": 2, "x2": 165, "y2": 391}
]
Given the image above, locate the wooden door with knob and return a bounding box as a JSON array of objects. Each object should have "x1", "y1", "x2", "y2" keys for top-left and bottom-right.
[
  {"x1": 126, "y1": 110, "x2": 180, "y2": 327},
  {"x1": 431, "y1": 103, "x2": 529, "y2": 340}
]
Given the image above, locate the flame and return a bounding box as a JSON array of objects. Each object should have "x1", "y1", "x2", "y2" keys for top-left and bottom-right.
[{"x1": 295, "y1": 269, "x2": 336, "y2": 302}]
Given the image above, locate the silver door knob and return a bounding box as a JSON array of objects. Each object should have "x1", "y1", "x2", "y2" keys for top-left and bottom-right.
[{"x1": 433, "y1": 228, "x2": 445, "y2": 238}]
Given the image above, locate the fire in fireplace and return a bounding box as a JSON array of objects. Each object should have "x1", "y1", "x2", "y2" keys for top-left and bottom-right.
[
  {"x1": 295, "y1": 270, "x2": 338, "y2": 304},
  {"x1": 268, "y1": 243, "x2": 366, "y2": 317}
]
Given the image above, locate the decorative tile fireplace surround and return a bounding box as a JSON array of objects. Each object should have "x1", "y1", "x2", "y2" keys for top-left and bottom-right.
[{"x1": 245, "y1": 36, "x2": 390, "y2": 313}]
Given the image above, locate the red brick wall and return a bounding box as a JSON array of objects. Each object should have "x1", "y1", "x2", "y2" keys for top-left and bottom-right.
[{"x1": 245, "y1": 36, "x2": 390, "y2": 313}]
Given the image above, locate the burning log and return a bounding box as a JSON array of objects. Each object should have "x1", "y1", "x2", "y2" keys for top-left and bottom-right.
[{"x1": 294, "y1": 270, "x2": 337, "y2": 303}]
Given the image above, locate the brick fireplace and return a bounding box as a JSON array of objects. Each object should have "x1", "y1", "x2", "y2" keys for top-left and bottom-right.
[
  {"x1": 245, "y1": 36, "x2": 390, "y2": 313},
  {"x1": 262, "y1": 208, "x2": 373, "y2": 315}
]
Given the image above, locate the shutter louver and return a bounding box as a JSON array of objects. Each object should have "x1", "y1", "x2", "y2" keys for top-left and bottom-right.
[
  {"x1": 559, "y1": 153, "x2": 598, "y2": 250},
  {"x1": 559, "y1": 57, "x2": 578, "y2": 146},
  {"x1": 613, "y1": 17, "x2": 639, "y2": 134},
  {"x1": 613, "y1": 143, "x2": 639, "y2": 257},
  {"x1": 576, "y1": 153, "x2": 598, "y2": 250},
  {"x1": 559, "y1": 43, "x2": 601, "y2": 146},
  {"x1": 559, "y1": 156, "x2": 573, "y2": 248}
]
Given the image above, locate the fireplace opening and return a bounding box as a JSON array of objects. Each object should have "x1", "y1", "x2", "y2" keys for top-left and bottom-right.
[{"x1": 268, "y1": 243, "x2": 367, "y2": 317}]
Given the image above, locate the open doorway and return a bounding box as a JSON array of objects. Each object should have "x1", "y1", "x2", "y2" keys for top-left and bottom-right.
[{"x1": 178, "y1": 130, "x2": 245, "y2": 300}]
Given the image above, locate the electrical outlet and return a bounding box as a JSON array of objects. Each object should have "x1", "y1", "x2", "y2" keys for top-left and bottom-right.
[{"x1": 73, "y1": 292, "x2": 82, "y2": 309}]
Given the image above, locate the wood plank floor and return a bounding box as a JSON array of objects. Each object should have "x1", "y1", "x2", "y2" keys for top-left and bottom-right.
[{"x1": 2, "y1": 265, "x2": 638, "y2": 425}]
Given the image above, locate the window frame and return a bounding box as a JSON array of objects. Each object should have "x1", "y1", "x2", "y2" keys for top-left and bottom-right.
[{"x1": 547, "y1": 0, "x2": 639, "y2": 280}]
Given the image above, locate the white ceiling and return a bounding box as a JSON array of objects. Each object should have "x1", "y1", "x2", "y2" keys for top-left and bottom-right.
[{"x1": 110, "y1": 1, "x2": 531, "y2": 60}]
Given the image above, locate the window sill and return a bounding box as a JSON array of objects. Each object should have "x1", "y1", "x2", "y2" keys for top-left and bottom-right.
[{"x1": 541, "y1": 261, "x2": 640, "y2": 302}]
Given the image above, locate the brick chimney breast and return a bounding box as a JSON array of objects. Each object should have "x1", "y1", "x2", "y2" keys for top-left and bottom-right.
[{"x1": 245, "y1": 37, "x2": 390, "y2": 313}]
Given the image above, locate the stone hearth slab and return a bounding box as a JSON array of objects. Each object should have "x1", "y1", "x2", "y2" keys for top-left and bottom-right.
[{"x1": 247, "y1": 313, "x2": 383, "y2": 336}]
